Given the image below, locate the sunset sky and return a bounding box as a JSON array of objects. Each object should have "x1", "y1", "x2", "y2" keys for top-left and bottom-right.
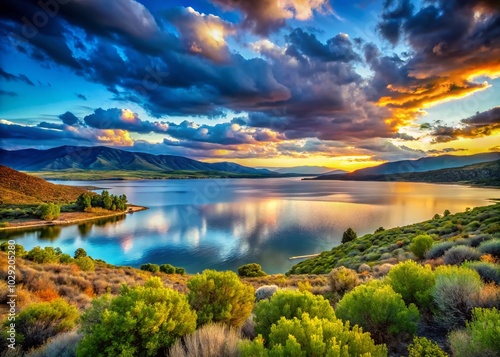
[{"x1": 0, "y1": 0, "x2": 499, "y2": 170}]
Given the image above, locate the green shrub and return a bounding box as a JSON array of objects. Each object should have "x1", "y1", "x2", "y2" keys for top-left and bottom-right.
[
  {"x1": 26, "y1": 246, "x2": 61, "y2": 264},
  {"x1": 241, "y1": 313, "x2": 388, "y2": 357},
  {"x1": 469, "y1": 234, "x2": 492, "y2": 247},
  {"x1": 140, "y1": 263, "x2": 160, "y2": 273},
  {"x1": 425, "y1": 241, "x2": 455, "y2": 259},
  {"x1": 59, "y1": 254, "x2": 73, "y2": 264},
  {"x1": 76, "y1": 277, "x2": 196, "y2": 357},
  {"x1": 432, "y1": 266, "x2": 483, "y2": 330},
  {"x1": 254, "y1": 289, "x2": 335, "y2": 341},
  {"x1": 175, "y1": 267, "x2": 185, "y2": 275},
  {"x1": 410, "y1": 234, "x2": 434, "y2": 259},
  {"x1": 73, "y1": 248, "x2": 87, "y2": 259},
  {"x1": 442, "y1": 245, "x2": 481, "y2": 265},
  {"x1": 13, "y1": 299, "x2": 78, "y2": 351},
  {"x1": 187, "y1": 270, "x2": 254, "y2": 328},
  {"x1": 477, "y1": 239, "x2": 500, "y2": 259},
  {"x1": 79, "y1": 295, "x2": 112, "y2": 335},
  {"x1": 238, "y1": 263, "x2": 267, "y2": 277},
  {"x1": 168, "y1": 323, "x2": 241, "y2": 357},
  {"x1": 328, "y1": 266, "x2": 359, "y2": 294},
  {"x1": 449, "y1": 308, "x2": 500, "y2": 357},
  {"x1": 342, "y1": 227, "x2": 357, "y2": 244},
  {"x1": 463, "y1": 261, "x2": 500, "y2": 284},
  {"x1": 387, "y1": 260, "x2": 435, "y2": 309},
  {"x1": 27, "y1": 331, "x2": 82, "y2": 357},
  {"x1": 0, "y1": 242, "x2": 26, "y2": 256},
  {"x1": 75, "y1": 256, "x2": 95, "y2": 272},
  {"x1": 160, "y1": 264, "x2": 175, "y2": 274},
  {"x1": 335, "y1": 280, "x2": 420, "y2": 345},
  {"x1": 38, "y1": 203, "x2": 61, "y2": 221},
  {"x1": 407, "y1": 336, "x2": 448, "y2": 357}
]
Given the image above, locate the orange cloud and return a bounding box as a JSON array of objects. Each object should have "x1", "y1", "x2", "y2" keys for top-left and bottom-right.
[{"x1": 96, "y1": 129, "x2": 134, "y2": 146}]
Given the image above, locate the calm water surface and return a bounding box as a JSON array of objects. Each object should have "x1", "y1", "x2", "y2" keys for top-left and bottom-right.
[{"x1": 1, "y1": 178, "x2": 499, "y2": 273}]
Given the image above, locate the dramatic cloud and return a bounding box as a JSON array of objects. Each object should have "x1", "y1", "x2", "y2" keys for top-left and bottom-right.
[
  {"x1": 430, "y1": 107, "x2": 500, "y2": 143},
  {"x1": 166, "y1": 7, "x2": 236, "y2": 63},
  {"x1": 84, "y1": 108, "x2": 168, "y2": 134},
  {"x1": 374, "y1": 0, "x2": 500, "y2": 121},
  {"x1": 211, "y1": 0, "x2": 332, "y2": 35},
  {"x1": 59, "y1": 112, "x2": 81, "y2": 126}
]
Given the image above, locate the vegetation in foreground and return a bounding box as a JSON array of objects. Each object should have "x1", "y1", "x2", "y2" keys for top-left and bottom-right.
[{"x1": 0, "y1": 204, "x2": 499, "y2": 356}]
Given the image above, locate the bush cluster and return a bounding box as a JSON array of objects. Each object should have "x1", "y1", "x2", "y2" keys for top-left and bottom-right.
[
  {"x1": 335, "y1": 280, "x2": 420, "y2": 345},
  {"x1": 77, "y1": 277, "x2": 196, "y2": 357},
  {"x1": 410, "y1": 234, "x2": 434, "y2": 259},
  {"x1": 238, "y1": 263, "x2": 267, "y2": 277},
  {"x1": 187, "y1": 270, "x2": 254, "y2": 328},
  {"x1": 76, "y1": 190, "x2": 127, "y2": 212}
]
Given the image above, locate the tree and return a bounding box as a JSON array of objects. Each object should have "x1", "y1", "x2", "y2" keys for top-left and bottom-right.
[
  {"x1": 39, "y1": 203, "x2": 61, "y2": 220},
  {"x1": 75, "y1": 256, "x2": 95, "y2": 271},
  {"x1": 254, "y1": 290, "x2": 336, "y2": 341},
  {"x1": 160, "y1": 264, "x2": 176, "y2": 274},
  {"x1": 187, "y1": 270, "x2": 254, "y2": 328},
  {"x1": 26, "y1": 246, "x2": 61, "y2": 264},
  {"x1": 241, "y1": 313, "x2": 387, "y2": 357},
  {"x1": 409, "y1": 234, "x2": 434, "y2": 259},
  {"x1": 76, "y1": 278, "x2": 196, "y2": 357},
  {"x1": 238, "y1": 263, "x2": 267, "y2": 277},
  {"x1": 101, "y1": 190, "x2": 112, "y2": 210},
  {"x1": 335, "y1": 280, "x2": 420, "y2": 345},
  {"x1": 76, "y1": 193, "x2": 92, "y2": 210},
  {"x1": 74, "y1": 248, "x2": 87, "y2": 259},
  {"x1": 342, "y1": 227, "x2": 357, "y2": 244},
  {"x1": 140, "y1": 263, "x2": 160, "y2": 273},
  {"x1": 443, "y1": 209, "x2": 451, "y2": 217}
]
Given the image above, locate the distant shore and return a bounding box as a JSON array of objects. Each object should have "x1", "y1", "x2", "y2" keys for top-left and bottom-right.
[{"x1": 0, "y1": 204, "x2": 148, "y2": 231}]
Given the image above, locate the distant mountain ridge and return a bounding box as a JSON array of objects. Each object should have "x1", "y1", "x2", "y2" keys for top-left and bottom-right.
[
  {"x1": 0, "y1": 146, "x2": 275, "y2": 176},
  {"x1": 267, "y1": 166, "x2": 347, "y2": 175},
  {"x1": 312, "y1": 159, "x2": 500, "y2": 187},
  {"x1": 349, "y1": 152, "x2": 500, "y2": 176}
]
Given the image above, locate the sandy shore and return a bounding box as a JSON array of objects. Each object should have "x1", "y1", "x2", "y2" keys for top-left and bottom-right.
[{"x1": 0, "y1": 205, "x2": 148, "y2": 231}]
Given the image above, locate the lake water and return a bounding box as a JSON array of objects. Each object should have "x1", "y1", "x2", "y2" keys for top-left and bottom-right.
[{"x1": 1, "y1": 178, "x2": 499, "y2": 274}]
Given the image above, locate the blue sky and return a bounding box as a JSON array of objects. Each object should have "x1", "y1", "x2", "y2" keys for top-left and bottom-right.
[{"x1": 1, "y1": 0, "x2": 499, "y2": 170}]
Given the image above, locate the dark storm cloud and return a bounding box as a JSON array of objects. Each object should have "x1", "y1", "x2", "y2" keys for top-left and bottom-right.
[
  {"x1": 430, "y1": 107, "x2": 500, "y2": 143},
  {"x1": 372, "y1": 0, "x2": 500, "y2": 115},
  {"x1": 0, "y1": 68, "x2": 34, "y2": 86},
  {"x1": 59, "y1": 111, "x2": 81, "y2": 126},
  {"x1": 286, "y1": 29, "x2": 360, "y2": 63},
  {"x1": 427, "y1": 148, "x2": 466, "y2": 154}
]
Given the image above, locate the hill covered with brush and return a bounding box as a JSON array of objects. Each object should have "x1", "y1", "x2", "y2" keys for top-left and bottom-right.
[{"x1": 0, "y1": 165, "x2": 88, "y2": 205}]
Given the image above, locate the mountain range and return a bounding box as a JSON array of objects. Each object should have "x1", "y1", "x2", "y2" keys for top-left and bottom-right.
[
  {"x1": 348, "y1": 152, "x2": 500, "y2": 176},
  {"x1": 0, "y1": 146, "x2": 274, "y2": 176},
  {"x1": 312, "y1": 159, "x2": 500, "y2": 187},
  {"x1": 264, "y1": 166, "x2": 347, "y2": 175}
]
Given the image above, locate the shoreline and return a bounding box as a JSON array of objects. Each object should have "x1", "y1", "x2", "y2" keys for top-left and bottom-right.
[{"x1": 0, "y1": 204, "x2": 148, "y2": 231}]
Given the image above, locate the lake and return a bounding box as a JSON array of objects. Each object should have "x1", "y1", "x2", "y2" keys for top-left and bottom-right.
[{"x1": 1, "y1": 178, "x2": 499, "y2": 274}]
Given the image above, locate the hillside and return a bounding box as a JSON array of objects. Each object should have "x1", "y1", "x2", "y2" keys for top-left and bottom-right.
[
  {"x1": 268, "y1": 166, "x2": 347, "y2": 175},
  {"x1": 347, "y1": 152, "x2": 500, "y2": 176},
  {"x1": 0, "y1": 165, "x2": 88, "y2": 205},
  {"x1": 288, "y1": 202, "x2": 500, "y2": 274},
  {"x1": 0, "y1": 146, "x2": 275, "y2": 176},
  {"x1": 312, "y1": 159, "x2": 500, "y2": 186}
]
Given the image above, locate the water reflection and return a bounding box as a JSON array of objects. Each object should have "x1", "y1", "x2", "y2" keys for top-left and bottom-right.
[{"x1": 0, "y1": 179, "x2": 498, "y2": 274}]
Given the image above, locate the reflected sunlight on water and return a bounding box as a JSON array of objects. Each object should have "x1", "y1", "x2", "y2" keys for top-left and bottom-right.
[{"x1": 1, "y1": 178, "x2": 498, "y2": 273}]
